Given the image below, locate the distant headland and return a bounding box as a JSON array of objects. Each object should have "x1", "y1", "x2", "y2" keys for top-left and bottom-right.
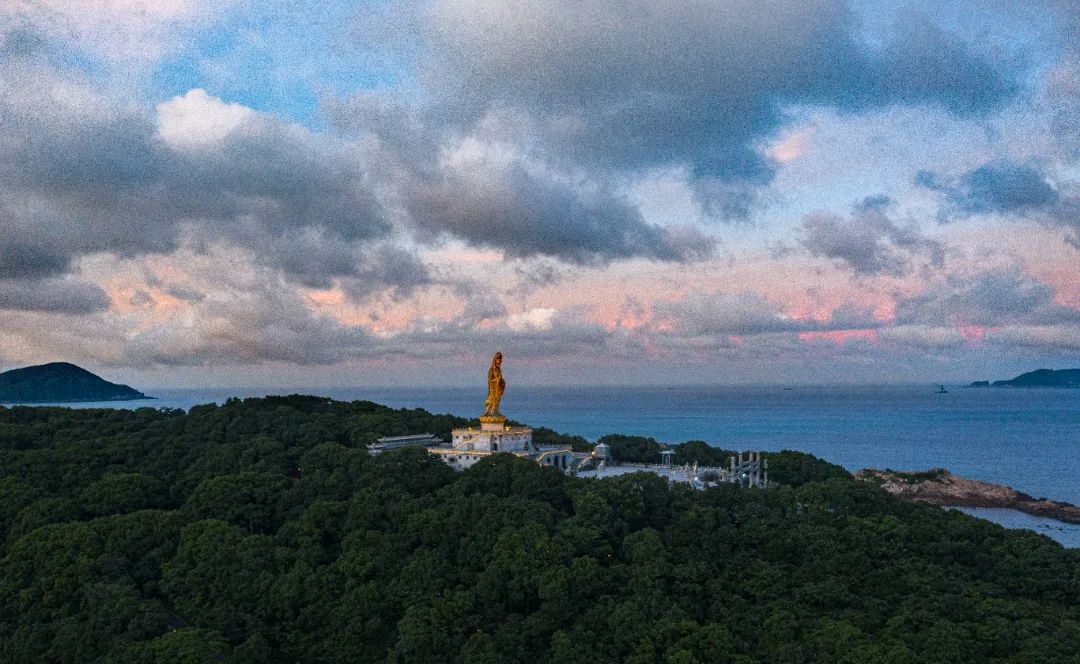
[
  {"x1": 0, "y1": 362, "x2": 150, "y2": 403},
  {"x1": 968, "y1": 368, "x2": 1080, "y2": 388},
  {"x1": 856, "y1": 468, "x2": 1080, "y2": 525}
]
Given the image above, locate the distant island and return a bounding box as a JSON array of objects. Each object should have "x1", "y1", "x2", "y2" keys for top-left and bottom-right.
[
  {"x1": 968, "y1": 368, "x2": 1080, "y2": 388},
  {"x1": 0, "y1": 362, "x2": 150, "y2": 403}
]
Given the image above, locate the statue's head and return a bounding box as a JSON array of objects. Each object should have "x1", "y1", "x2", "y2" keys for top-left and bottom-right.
[{"x1": 493, "y1": 351, "x2": 502, "y2": 366}]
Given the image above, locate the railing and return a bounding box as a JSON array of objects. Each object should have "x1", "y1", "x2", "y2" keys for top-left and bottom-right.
[{"x1": 582, "y1": 460, "x2": 776, "y2": 489}]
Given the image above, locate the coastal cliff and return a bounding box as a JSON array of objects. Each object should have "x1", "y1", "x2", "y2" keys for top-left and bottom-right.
[{"x1": 855, "y1": 468, "x2": 1080, "y2": 525}]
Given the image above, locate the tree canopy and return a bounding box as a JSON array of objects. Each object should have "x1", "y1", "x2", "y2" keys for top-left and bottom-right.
[{"x1": 1, "y1": 395, "x2": 1078, "y2": 662}]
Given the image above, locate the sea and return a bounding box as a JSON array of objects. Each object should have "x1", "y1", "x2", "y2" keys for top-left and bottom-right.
[{"x1": 8, "y1": 383, "x2": 1080, "y2": 547}]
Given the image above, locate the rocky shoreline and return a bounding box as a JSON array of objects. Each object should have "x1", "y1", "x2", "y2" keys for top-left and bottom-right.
[{"x1": 855, "y1": 468, "x2": 1080, "y2": 525}]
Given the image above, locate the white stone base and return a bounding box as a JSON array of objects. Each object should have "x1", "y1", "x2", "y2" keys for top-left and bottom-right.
[
  {"x1": 451, "y1": 424, "x2": 533, "y2": 453},
  {"x1": 429, "y1": 447, "x2": 533, "y2": 471}
]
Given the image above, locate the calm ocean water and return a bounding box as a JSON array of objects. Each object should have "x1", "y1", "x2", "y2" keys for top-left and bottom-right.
[
  {"x1": 19, "y1": 383, "x2": 1079, "y2": 505},
  {"x1": 11, "y1": 384, "x2": 1080, "y2": 545}
]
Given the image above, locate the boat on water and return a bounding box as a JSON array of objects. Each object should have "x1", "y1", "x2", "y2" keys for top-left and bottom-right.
[{"x1": 936, "y1": 384, "x2": 948, "y2": 394}]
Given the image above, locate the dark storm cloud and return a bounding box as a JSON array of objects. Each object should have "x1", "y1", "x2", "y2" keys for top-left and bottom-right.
[
  {"x1": 329, "y1": 90, "x2": 720, "y2": 265},
  {"x1": 0, "y1": 239, "x2": 72, "y2": 279},
  {"x1": 0, "y1": 58, "x2": 397, "y2": 287},
  {"x1": 918, "y1": 161, "x2": 1059, "y2": 215},
  {"x1": 367, "y1": 0, "x2": 1021, "y2": 217},
  {"x1": 2, "y1": 0, "x2": 1025, "y2": 287},
  {"x1": 894, "y1": 269, "x2": 1080, "y2": 327},
  {"x1": 338, "y1": 245, "x2": 433, "y2": 301},
  {"x1": 401, "y1": 157, "x2": 716, "y2": 264},
  {"x1": 917, "y1": 160, "x2": 1080, "y2": 245},
  {"x1": 0, "y1": 278, "x2": 110, "y2": 314},
  {"x1": 224, "y1": 228, "x2": 400, "y2": 291},
  {"x1": 866, "y1": 14, "x2": 1020, "y2": 115},
  {"x1": 799, "y1": 196, "x2": 944, "y2": 276}
]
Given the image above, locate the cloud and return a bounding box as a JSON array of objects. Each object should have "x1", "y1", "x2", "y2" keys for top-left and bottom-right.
[
  {"x1": 2, "y1": 48, "x2": 717, "y2": 298},
  {"x1": 398, "y1": 142, "x2": 716, "y2": 263},
  {"x1": 165, "y1": 285, "x2": 205, "y2": 303},
  {"x1": 156, "y1": 88, "x2": 257, "y2": 151},
  {"x1": 0, "y1": 277, "x2": 110, "y2": 314},
  {"x1": 0, "y1": 0, "x2": 234, "y2": 63},
  {"x1": 397, "y1": 312, "x2": 613, "y2": 360},
  {"x1": 654, "y1": 292, "x2": 805, "y2": 337},
  {"x1": 506, "y1": 307, "x2": 557, "y2": 332},
  {"x1": 1046, "y1": 57, "x2": 1080, "y2": 161},
  {"x1": 877, "y1": 325, "x2": 967, "y2": 350},
  {"x1": 121, "y1": 283, "x2": 378, "y2": 367},
  {"x1": 985, "y1": 324, "x2": 1080, "y2": 351},
  {"x1": 0, "y1": 1, "x2": 1030, "y2": 295},
  {"x1": 917, "y1": 159, "x2": 1080, "y2": 245},
  {"x1": 0, "y1": 67, "x2": 395, "y2": 283},
  {"x1": 338, "y1": 245, "x2": 433, "y2": 301},
  {"x1": 918, "y1": 161, "x2": 1059, "y2": 215},
  {"x1": 330, "y1": 98, "x2": 724, "y2": 264},
  {"x1": 2, "y1": 1, "x2": 1068, "y2": 383},
  {"x1": 507, "y1": 259, "x2": 565, "y2": 297},
  {"x1": 0, "y1": 238, "x2": 72, "y2": 280},
  {"x1": 0, "y1": 244, "x2": 616, "y2": 369},
  {"x1": 652, "y1": 290, "x2": 880, "y2": 338},
  {"x1": 0, "y1": 249, "x2": 432, "y2": 369},
  {"x1": 870, "y1": 13, "x2": 1020, "y2": 114},
  {"x1": 364, "y1": 0, "x2": 1020, "y2": 217},
  {"x1": 894, "y1": 268, "x2": 1080, "y2": 327},
  {"x1": 799, "y1": 196, "x2": 944, "y2": 276},
  {"x1": 456, "y1": 294, "x2": 508, "y2": 325}
]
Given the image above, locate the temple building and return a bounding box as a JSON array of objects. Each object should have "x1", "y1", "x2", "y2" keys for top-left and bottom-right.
[
  {"x1": 424, "y1": 352, "x2": 576, "y2": 472},
  {"x1": 428, "y1": 417, "x2": 537, "y2": 471},
  {"x1": 379, "y1": 354, "x2": 767, "y2": 487},
  {"x1": 370, "y1": 433, "x2": 444, "y2": 454}
]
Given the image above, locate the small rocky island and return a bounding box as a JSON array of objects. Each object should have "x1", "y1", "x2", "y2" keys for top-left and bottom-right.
[
  {"x1": 856, "y1": 468, "x2": 1080, "y2": 525},
  {"x1": 0, "y1": 362, "x2": 149, "y2": 403},
  {"x1": 969, "y1": 368, "x2": 1080, "y2": 388}
]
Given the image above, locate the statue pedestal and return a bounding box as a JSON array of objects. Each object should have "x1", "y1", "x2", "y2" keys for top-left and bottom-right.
[
  {"x1": 479, "y1": 415, "x2": 507, "y2": 432},
  {"x1": 446, "y1": 414, "x2": 532, "y2": 459}
]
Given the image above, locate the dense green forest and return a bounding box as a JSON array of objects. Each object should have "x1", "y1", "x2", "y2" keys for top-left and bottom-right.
[{"x1": 1, "y1": 396, "x2": 1078, "y2": 663}]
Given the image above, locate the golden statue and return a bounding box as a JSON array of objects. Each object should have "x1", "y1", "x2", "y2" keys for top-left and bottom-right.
[{"x1": 482, "y1": 351, "x2": 505, "y2": 418}]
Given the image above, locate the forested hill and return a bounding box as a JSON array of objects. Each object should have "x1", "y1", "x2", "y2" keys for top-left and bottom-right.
[
  {"x1": 2, "y1": 396, "x2": 1079, "y2": 662},
  {"x1": 0, "y1": 362, "x2": 149, "y2": 402},
  {"x1": 991, "y1": 368, "x2": 1080, "y2": 387},
  {"x1": 969, "y1": 368, "x2": 1080, "y2": 388}
]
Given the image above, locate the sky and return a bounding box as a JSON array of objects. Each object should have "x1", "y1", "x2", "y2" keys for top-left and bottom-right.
[{"x1": 0, "y1": 0, "x2": 1078, "y2": 388}]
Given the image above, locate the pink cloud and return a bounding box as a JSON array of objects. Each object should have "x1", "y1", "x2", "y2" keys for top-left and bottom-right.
[
  {"x1": 766, "y1": 124, "x2": 815, "y2": 164},
  {"x1": 957, "y1": 325, "x2": 986, "y2": 345},
  {"x1": 798, "y1": 329, "x2": 878, "y2": 345}
]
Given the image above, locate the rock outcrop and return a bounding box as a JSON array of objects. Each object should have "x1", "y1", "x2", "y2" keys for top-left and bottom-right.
[{"x1": 855, "y1": 468, "x2": 1080, "y2": 525}]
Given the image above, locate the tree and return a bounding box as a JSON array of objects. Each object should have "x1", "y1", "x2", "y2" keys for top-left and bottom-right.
[
  {"x1": 183, "y1": 471, "x2": 291, "y2": 533},
  {"x1": 81, "y1": 472, "x2": 167, "y2": 516}
]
